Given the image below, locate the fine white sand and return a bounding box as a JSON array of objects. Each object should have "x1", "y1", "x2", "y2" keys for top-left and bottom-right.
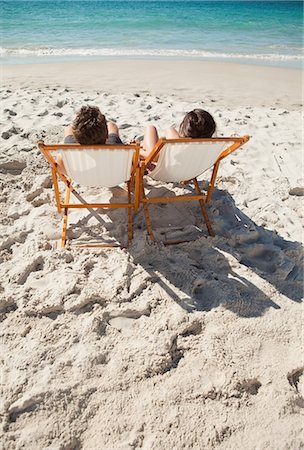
[{"x1": 0, "y1": 60, "x2": 303, "y2": 450}]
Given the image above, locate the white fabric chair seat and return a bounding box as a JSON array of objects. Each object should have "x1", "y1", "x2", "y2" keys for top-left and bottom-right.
[
  {"x1": 149, "y1": 141, "x2": 234, "y2": 182},
  {"x1": 60, "y1": 148, "x2": 135, "y2": 187}
]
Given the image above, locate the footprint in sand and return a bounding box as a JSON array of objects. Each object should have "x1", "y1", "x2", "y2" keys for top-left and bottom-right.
[
  {"x1": 289, "y1": 187, "x2": 304, "y2": 197},
  {"x1": 56, "y1": 100, "x2": 67, "y2": 108},
  {"x1": 1, "y1": 132, "x2": 10, "y2": 140},
  {"x1": 119, "y1": 123, "x2": 132, "y2": 129},
  {"x1": 1, "y1": 126, "x2": 22, "y2": 140},
  {"x1": 0, "y1": 159, "x2": 26, "y2": 175},
  {"x1": 37, "y1": 110, "x2": 48, "y2": 117},
  {"x1": 192, "y1": 280, "x2": 220, "y2": 311},
  {"x1": 235, "y1": 378, "x2": 262, "y2": 396},
  {"x1": 179, "y1": 320, "x2": 203, "y2": 337},
  {"x1": 106, "y1": 306, "x2": 151, "y2": 331},
  {"x1": 4, "y1": 108, "x2": 17, "y2": 116},
  {"x1": 239, "y1": 245, "x2": 279, "y2": 274},
  {"x1": 287, "y1": 367, "x2": 303, "y2": 394}
]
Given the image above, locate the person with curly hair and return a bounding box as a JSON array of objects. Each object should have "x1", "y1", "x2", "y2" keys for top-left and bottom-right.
[
  {"x1": 141, "y1": 109, "x2": 216, "y2": 160},
  {"x1": 63, "y1": 105, "x2": 123, "y2": 145},
  {"x1": 57, "y1": 105, "x2": 124, "y2": 175}
]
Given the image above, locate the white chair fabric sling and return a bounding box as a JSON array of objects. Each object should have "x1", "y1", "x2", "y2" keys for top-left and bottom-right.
[
  {"x1": 38, "y1": 141, "x2": 141, "y2": 248},
  {"x1": 140, "y1": 136, "x2": 249, "y2": 244}
]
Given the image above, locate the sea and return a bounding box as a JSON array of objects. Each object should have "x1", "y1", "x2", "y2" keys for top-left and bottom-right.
[{"x1": 0, "y1": 0, "x2": 303, "y2": 68}]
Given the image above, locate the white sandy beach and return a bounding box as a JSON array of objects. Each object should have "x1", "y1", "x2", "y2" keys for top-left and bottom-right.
[{"x1": 0, "y1": 59, "x2": 303, "y2": 450}]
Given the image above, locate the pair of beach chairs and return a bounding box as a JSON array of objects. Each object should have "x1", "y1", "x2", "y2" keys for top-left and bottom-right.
[{"x1": 38, "y1": 135, "x2": 249, "y2": 248}]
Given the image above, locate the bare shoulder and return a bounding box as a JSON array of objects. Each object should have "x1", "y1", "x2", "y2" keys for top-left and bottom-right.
[{"x1": 64, "y1": 124, "x2": 74, "y2": 137}]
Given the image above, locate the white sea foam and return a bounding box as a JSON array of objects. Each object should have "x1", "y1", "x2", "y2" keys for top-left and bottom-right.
[
  {"x1": 0, "y1": 47, "x2": 303, "y2": 62},
  {"x1": 269, "y1": 44, "x2": 304, "y2": 51}
]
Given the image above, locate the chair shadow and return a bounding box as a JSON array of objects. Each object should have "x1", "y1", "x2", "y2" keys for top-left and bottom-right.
[
  {"x1": 65, "y1": 180, "x2": 303, "y2": 317},
  {"x1": 132, "y1": 182, "x2": 303, "y2": 317},
  {"x1": 66, "y1": 185, "x2": 132, "y2": 247},
  {"x1": 130, "y1": 239, "x2": 282, "y2": 318},
  {"x1": 208, "y1": 186, "x2": 303, "y2": 304}
]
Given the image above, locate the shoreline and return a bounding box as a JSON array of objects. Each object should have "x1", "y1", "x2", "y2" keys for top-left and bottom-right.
[
  {"x1": 1, "y1": 59, "x2": 302, "y2": 107},
  {"x1": 1, "y1": 55, "x2": 302, "y2": 70}
]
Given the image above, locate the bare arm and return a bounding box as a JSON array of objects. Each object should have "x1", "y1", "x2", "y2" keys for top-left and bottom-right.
[
  {"x1": 141, "y1": 125, "x2": 180, "y2": 161},
  {"x1": 141, "y1": 125, "x2": 159, "y2": 159},
  {"x1": 164, "y1": 127, "x2": 180, "y2": 139}
]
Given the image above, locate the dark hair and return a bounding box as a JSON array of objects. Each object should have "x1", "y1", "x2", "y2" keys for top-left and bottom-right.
[
  {"x1": 179, "y1": 109, "x2": 216, "y2": 138},
  {"x1": 72, "y1": 106, "x2": 108, "y2": 145}
]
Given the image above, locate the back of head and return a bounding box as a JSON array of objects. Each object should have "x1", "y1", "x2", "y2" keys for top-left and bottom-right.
[
  {"x1": 72, "y1": 106, "x2": 108, "y2": 145},
  {"x1": 179, "y1": 109, "x2": 216, "y2": 138}
]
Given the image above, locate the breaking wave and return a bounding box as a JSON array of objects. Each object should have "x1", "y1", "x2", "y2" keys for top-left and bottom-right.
[{"x1": 1, "y1": 47, "x2": 303, "y2": 62}]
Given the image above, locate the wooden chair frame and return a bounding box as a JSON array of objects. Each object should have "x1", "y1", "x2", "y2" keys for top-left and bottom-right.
[
  {"x1": 140, "y1": 135, "x2": 249, "y2": 245},
  {"x1": 38, "y1": 141, "x2": 141, "y2": 248}
]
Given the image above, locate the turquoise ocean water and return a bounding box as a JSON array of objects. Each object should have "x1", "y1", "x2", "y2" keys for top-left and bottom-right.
[{"x1": 0, "y1": 1, "x2": 303, "y2": 67}]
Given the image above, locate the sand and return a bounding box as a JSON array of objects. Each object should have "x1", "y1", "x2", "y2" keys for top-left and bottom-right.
[{"x1": 0, "y1": 59, "x2": 303, "y2": 450}]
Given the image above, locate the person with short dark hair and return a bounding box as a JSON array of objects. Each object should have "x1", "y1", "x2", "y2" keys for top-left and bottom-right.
[
  {"x1": 141, "y1": 109, "x2": 216, "y2": 160},
  {"x1": 57, "y1": 105, "x2": 124, "y2": 175},
  {"x1": 179, "y1": 109, "x2": 216, "y2": 139},
  {"x1": 63, "y1": 105, "x2": 123, "y2": 145}
]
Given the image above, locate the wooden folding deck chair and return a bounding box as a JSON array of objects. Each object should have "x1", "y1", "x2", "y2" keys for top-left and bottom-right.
[
  {"x1": 140, "y1": 136, "x2": 249, "y2": 244},
  {"x1": 38, "y1": 140, "x2": 140, "y2": 248}
]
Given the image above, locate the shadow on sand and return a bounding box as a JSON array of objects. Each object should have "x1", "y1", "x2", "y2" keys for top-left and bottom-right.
[{"x1": 66, "y1": 181, "x2": 303, "y2": 318}]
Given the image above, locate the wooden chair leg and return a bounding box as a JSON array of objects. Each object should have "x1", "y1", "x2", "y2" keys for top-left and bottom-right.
[
  {"x1": 127, "y1": 181, "x2": 133, "y2": 245},
  {"x1": 61, "y1": 184, "x2": 71, "y2": 248},
  {"x1": 134, "y1": 167, "x2": 140, "y2": 214},
  {"x1": 206, "y1": 161, "x2": 220, "y2": 203},
  {"x1": 52, "y1": 166, "x2": 62, "y2": 213},
  {"x1": 141, "y1": 182, "x2": 155, "y2": 241},
  {"x1": 193, "y1": 178, "x2": 215, "y2": 237}
]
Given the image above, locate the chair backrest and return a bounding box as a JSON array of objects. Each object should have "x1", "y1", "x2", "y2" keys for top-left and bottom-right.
[
  {"x1": 148, "y1": 138, "x2": 244, "y2": 182},
  {"x1": 60, "y1": 147, "x2": 135, "y2": 187},
  {"x1": 39, "y1": 143, "x2": 139, "y2": 188}
]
